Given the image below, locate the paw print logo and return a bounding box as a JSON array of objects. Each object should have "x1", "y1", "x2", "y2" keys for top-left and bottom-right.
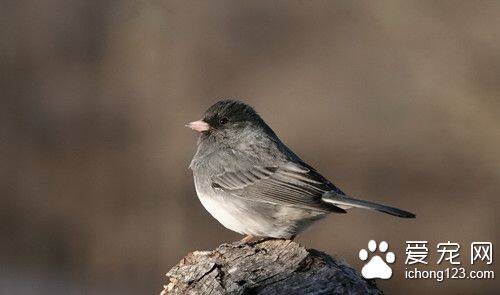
[{"x1": 359, "y1": 240, "x2": 395, "y2": 279}]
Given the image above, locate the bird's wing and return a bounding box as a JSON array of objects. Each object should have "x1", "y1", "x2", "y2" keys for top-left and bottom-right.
[{"x1": 211, "y1": 163, "x2": 346, "y2": 213}]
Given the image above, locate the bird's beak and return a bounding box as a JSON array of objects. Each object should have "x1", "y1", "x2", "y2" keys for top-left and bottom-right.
[{"x1": 186, "y1": 120, "x2": 210, "y2": 132}]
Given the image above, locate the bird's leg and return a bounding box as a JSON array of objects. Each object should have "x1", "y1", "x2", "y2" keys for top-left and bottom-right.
[
  {"x1": 239, "y1": 234, "x2": 295, "y2": 245},
  {"x1": 239, "y1": 235, "x2": 256, "y2": 244},
  {"x1": 238, "y1": 235, "x2": 278, "y2": 246}
]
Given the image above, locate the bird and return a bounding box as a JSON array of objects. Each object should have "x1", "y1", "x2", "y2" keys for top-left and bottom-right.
[{"x1": 187, "y1": 99, "x2": 415, "y2": 242}]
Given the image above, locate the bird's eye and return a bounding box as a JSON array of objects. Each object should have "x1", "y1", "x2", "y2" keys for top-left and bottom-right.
[{"x1": 219, "y1": 117, "x2": 228, "y2": 125}]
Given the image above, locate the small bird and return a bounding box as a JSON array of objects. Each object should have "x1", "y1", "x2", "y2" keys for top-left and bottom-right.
[{"x1": 188, "y1": 100, "x2": 415, "y2": 242}]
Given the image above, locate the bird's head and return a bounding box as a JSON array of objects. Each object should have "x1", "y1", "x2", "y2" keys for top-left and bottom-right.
[{"x1": 187, "y1": 99, "x2": 270, "y2": 141}]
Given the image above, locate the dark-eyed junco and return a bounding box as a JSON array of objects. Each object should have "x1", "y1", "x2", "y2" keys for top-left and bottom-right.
[{"x1": 188, "y1": 100, "x2": 415, "y2": 241}]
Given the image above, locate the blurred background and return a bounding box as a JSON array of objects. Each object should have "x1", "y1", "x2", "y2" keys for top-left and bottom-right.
[{"x1": 1, "y1": 1, "x2": 499, "y2": 294}]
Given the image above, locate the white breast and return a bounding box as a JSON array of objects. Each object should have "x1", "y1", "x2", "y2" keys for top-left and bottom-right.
[{"x1": 195, "y1": 185, "x2": 260, "y2": 235}]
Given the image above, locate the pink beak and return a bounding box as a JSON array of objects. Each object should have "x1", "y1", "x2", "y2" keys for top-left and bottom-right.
[{"x1": 186, "y1": 120, "x2": 210, "y2": 132}]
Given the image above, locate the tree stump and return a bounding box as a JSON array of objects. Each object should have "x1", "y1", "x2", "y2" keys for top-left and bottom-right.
[{"x1": 161, "y1": 239, "x2": 381, "y2": 294}]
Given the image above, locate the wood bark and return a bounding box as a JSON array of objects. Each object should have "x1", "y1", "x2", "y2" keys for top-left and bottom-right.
[{"x1": 161, "y1": 239, "x2": 381, "y2": 295}]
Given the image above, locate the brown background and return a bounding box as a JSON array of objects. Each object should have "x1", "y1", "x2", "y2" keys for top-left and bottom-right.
[{"x1": 1, "y1": 1, "x2": 499, "y2": 294}]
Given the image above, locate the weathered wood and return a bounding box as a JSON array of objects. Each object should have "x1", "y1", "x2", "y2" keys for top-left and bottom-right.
[{"x1": 161, "y1": 239, "x2": 381, "y2": 295}]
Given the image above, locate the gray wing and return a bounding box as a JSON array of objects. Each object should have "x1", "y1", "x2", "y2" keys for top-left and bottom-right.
[{"x1": 211, "y1": 164, "x2": 346, "y2": 213}]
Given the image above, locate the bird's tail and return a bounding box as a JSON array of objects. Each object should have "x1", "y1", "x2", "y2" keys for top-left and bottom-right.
[{"x1": 322, "y1": 191, "x2": 415, "y2": 218}]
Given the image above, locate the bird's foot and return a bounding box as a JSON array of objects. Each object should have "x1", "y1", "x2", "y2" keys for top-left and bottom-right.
[
  {"x1": 239, "y1": 235, "x2": 258, "y2": 244},
  {"x1": 237, "y1": 235, "x2": 279, "y2": 246}
]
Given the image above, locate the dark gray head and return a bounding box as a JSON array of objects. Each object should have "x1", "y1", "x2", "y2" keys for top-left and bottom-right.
[{"x1": 187, "y1": 99, "x2": 274, "y2": 142}]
